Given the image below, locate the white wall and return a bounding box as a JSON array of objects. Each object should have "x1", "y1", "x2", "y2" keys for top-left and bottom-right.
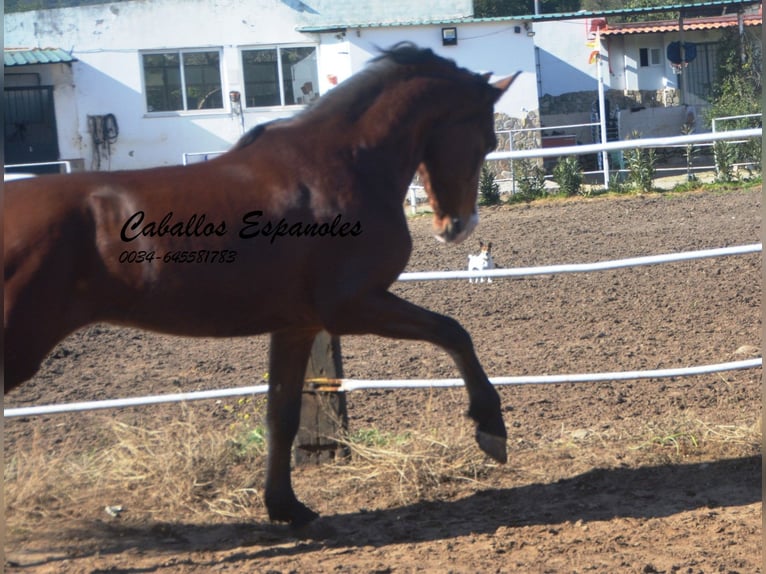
[
  {"x1": 5, "y1": 0, "x2": 323, "y2": 170},
  {"x1": 617, "y1": 106, "x2": 691, "y2": 139},
  {"x1": 535, "y1": 19, "x2": 609, "y2": 96},
  {"x1": 6, "y1": 2, "x2": 538, "y2": 170},
  {"x1": 337, "y1": 22, "x2": 539, "y2": 120},
  {"x1": 620, "y1": 35, "x2": 672, "y2": 92}
]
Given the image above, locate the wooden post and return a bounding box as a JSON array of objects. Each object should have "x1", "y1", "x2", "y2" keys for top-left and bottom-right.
[{"x1": 294, "y1": 330, "x2": 349, "y2": 465}]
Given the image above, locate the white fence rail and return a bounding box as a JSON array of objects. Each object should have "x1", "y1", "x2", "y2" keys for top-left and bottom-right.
[
  {"x1": 485, "y1": 127, "x2": 761, "y2": 162},
  {"x1": 5, "y1": 358, "x2": 760, "y2": 418},
  {"x1": 4, "y1": 160, "x2": 73, "y2": 178},
  {"x1": 399, "y1": 243, "x2": 761, "y2": 283},
  {"x1": 5, "y1": 130, "x2": 762, "y2": 418},
  {"x1": 5, "y1": 243, "x2": 761, "y2": 418}
]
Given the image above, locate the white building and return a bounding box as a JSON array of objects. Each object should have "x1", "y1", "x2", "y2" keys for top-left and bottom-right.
[
  {"x1": 4, "y1": 0, "x2": 538, "y2": 172},
  {"x1": 533, "y1": 1, "x2": 762, "y2": 141}
]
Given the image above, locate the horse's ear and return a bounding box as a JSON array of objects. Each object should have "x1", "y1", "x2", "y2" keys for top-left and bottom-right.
[
  {"x1": 490, "y1": 71, "x2": 521, "y2": 101},
  {"x1": 480, "y1": 71, "x2": 493, "y2": 82}
]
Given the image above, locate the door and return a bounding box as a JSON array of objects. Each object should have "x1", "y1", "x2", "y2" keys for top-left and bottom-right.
[{"x1": 4, "y1": 86, "x2": 60, "y2": 175}]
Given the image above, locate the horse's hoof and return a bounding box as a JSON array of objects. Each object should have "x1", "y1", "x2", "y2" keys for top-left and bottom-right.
[
  {"x1": 289, "y1": 505, "x2": 320, "y2": 530},
  {"x1": 476, "y1": 429, "x2": 507, "y2": 463},
  {"x1": 267, "y1": 498, "x2": 319, "y2": 528},
  {"x1": 291, "y1": 515, "x2": 337, "y2": 540}
]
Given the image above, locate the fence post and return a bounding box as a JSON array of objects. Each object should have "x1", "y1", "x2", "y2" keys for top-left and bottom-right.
[{"x1": 294, "y1": 330, "x2": 349, "y2": 465}]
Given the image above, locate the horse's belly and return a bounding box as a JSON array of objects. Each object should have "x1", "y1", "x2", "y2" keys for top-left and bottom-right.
[{"x1": 105, "y1": 276, "x2": 318, "y2": 338}]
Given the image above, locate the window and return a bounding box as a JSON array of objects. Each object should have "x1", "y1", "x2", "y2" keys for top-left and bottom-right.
[
  {"x1": 639, "y1": 47, "x2": 662, "y2": 68},
  {"x1": 143, "y1": 50, "x2": 223, "y2": 112},
  {"x1": 242, "y1": 46, "x2": 319, "y2": 108}
]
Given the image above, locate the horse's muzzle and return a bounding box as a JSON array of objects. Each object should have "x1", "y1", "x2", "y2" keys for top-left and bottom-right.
[{"x1": 434, "y1": 212, "x2": 479, "y2": 244}]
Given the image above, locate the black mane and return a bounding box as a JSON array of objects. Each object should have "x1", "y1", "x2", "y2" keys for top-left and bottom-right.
[
  {"x1": 230, "y1": 43, "x2": 479, "y2": 147},
  {"x1": 230, "y1": 118, "x2": 290, "y2": 150},
  {"x1": 371, "y1": 42, "x2": 460, "y2": 71},
  {"x1": 303, "y1": 43, "x2": 477, "y2": 124}
]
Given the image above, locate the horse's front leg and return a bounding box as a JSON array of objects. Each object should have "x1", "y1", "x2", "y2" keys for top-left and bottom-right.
[
  {"x1": 264, "y1": 328, "x2": 320, "y2": 527},
  {"x1": 322, "y1": 291, "x2": 507, "y2": 463}
]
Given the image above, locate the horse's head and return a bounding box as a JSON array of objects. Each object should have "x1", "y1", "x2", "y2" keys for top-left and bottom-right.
[{"x1": 420, "y1": 72, "x2": 519, "y2": 243}]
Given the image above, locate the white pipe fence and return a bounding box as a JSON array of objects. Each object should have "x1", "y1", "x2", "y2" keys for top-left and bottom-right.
[
  {"x1": 712, "y1": 113, "x2": 761, "y2": 134},
  {"x1": 4, "y1": 160, "x2": 73, "y2": 174},
  {"x1": 5, "y1": 358, "x2": 760, "y2": 418},
  {"x1": 5, "y1": 131, "x2": 762, "y2": 418},
  {"x1": 485, "y1": 127, "x2": 761, "y2": 162},
  {"x1": 400, "y1": 243, "x2": 762, "y2": 282},
  {"x1": 182, "y1": 151, "x2": 226, "y2": 165},
  {"x1": 5, "y1": 243, "x2": 761, "y2": 419}
]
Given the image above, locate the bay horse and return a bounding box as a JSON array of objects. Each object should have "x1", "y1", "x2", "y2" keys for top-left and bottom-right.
[{"x1": 4, "y1": 43, "x2": 518, "y2": 527}]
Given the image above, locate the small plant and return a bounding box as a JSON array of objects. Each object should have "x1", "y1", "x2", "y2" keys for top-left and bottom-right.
[
  {"x1": 512, "y1": 156, "x2": 547, "y2": 202},
  {"x1": 624, "y1": 131, "x2": 656, "y2": 192},
  {"x1": 478, "y1": 164, "x2": 501, "y2": 206},
  {"x1": 713, "y1": 140, "x2": 737, "y2": 182},
  {"x1": 552, "y1": 155, "x2": 583, "y2": 196},
  {"x1": 348, "y1": 428, "x2": 412, "y2": 448},
  {"x1": 606, "y1": 171, "x2": 629, "y2": 195},
  {"x1": 223, "y1": 395, "x2": 269, "y2": 458},
  {"x1": 740, "y1": 137, "x2": 762, "y2": 176},
  {"x1": 681, "y1": 124, "x2": 699, "y2": 182}
]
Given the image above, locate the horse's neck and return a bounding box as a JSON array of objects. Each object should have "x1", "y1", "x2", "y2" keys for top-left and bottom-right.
[{"x1": 336, "y1": 77, "x2": 447, "y2": 190}]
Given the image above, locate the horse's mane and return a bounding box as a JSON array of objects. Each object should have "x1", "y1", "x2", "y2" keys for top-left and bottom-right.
[
  {"x1": 231, "y1": 118, "x2": 291, "y2": 151},
  {"x1": 303, "y1": 42, "x2": 476, "y2": 123},
  {"x1": 231, "y1": 43, "x2": 477, "y2": 149},
  {"x1": 369, "y1": 42, "x2": 461, "y2": 71}
]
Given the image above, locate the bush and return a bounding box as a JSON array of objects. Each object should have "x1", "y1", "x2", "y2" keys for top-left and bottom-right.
[
  {"x1": 713, "y1": 140, "x2": 737, "y2": 183},
  {"x1": 705, "y1": 28, "x2": 761, "y2": 173},
  {"x1": 552, "y1": 156, "x2": 583, "y2": 196},
  {"x1": 512, "y1": 156, "x2": 547, "y2": 202},
  {"x1": 624, "y1": 131, "x2": 656, "y2": 192},
  {"x1": 478, "y1": 164, "x2": 501, "y2": 206}
]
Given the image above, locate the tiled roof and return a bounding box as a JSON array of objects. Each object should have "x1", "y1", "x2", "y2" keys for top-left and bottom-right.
[
  {"x1": 4, "y1": 48, "x2": 77, "y2": 66},
  {"x1": 600, "y1": 6, "x2": 761, "y2": 35},
  {"x1": 298, "y1": 15, "x2": 531, "y2": 32},
  {"x1": 298, "y1": 0, "x2": 760, "y2": 31}
]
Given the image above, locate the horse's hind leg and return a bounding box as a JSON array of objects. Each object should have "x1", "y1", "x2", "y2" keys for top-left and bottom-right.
[
  {"x1": 322, "y1": 291, "x2": 507, "y2": 463},
  {"x1": 264, "y1": 328, "x2": 320, "y2": 527}
]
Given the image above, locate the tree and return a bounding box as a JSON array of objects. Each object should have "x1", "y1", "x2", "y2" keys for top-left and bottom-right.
[
  {"x1": 706, "y1": 27, "x2": 762, "y2": 171},
  {"x1": 474, "y1": 0, "x2": 578, "y2": 17}
]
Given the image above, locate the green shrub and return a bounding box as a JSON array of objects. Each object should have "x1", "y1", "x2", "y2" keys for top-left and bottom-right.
[
  {"x1": 705, "y1": 28, "x2": 761, "y2": 173},
  {"x1": 478, "y1": 164, "x2": 501, "y2": 206},
  {"x1": 552, "y1": 155, "x2": 583, "y2": 196},
  {"x1": 713, "y1": 140, "x2": 737, "y2": 183},
  {"x1": 512, "y1": 157, "x2": 547, "y2": 202},
  {"x1": 624, "y1": 131, "x2": 656, "y2": 192}
]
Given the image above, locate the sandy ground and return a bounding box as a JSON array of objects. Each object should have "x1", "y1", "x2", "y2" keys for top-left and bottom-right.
[{"x1": 4, "y1": 186, "x2": 762, "y2": 573}]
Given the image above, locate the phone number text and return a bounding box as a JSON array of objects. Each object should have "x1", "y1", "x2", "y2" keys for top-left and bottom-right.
[{"x1": 118, "y1": 250, "x2": 238, "y2": 264}]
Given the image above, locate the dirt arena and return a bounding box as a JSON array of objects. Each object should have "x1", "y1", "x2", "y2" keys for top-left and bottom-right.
[{"x1": 4, "y1": 186, "x2": 762, "y2": 573}]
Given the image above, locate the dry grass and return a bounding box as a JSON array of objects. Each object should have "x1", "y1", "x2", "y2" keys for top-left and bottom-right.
[
  {"x1": 332, "y1": 426, "x2": 498, "y2": 506},
  {"x1": 4, "y1": 408, "x2": 268, "y2": 529},
  {"x1": 4, "y1": 401, "x2": 761, "y2": 533},
  {"x1": 630, "y1": 414, "x2": 762, "y2": 459}
]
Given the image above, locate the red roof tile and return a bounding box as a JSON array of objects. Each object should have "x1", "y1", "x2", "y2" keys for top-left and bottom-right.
[{"x1": 600, "y1": 7, "x2": 761, "y2": 35}]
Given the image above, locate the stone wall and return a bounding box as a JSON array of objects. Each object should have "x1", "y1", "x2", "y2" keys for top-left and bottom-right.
[
  {"x1": 494, "y1": 110, "x2": 541, "y2": 151},
  {"x1": 491, "y1": 111, "x2": 542, "y2": 174},
  {"x1": 540, "y1": 88, "x2": 682, "y2": 116}
]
